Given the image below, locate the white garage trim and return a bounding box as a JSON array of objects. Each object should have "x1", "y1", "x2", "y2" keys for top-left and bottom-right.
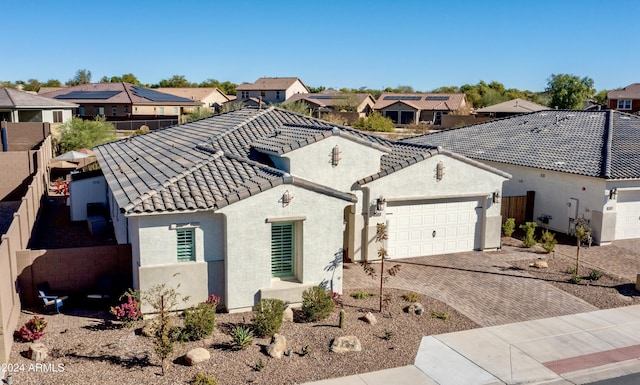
[
  {"x1": 615, "y1": 190, "x2": 640, "y2": 240},
  {"x1": 386, "y1": 198, "x2": 482, "y2": 259}
]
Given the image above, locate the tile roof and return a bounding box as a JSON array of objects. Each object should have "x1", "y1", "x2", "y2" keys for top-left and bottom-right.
[
  {"x1": 236, "y1": 77, "x2": 309, "y2": 92},
  {"x1": 0, "y1": 88, "x2": 77, "y2": 109},
  {"x1": 607, "y1": 83, "x2": 640, "y2": 100},
  {"x1": 373, "y1": 93, "x2": 466, "y2": 111},
  {"x1": 475, "y1": 98, "x2": 548, "y2": 113},
  {"x1": 155, "y1": 87, "x2": 233, "y2": 102},
  {"x1": 402, "y1": 110, "x2": 640, "y2": 180},
  {"x1": 95, "y1": 107, "x2": 429, "y2": 215},
  {"x1": 284, "y1": 92, "x2": 374, "y2": 109},
  {"x1": 39, "y1": 83, "x2": 201, "y2": 106}
]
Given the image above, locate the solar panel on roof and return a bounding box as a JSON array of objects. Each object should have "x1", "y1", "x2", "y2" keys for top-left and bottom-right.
[
  {"x1": 424, "y1": 96, "x2": 450, "y2": 101},
  {"x1": 131, "y1": 86, "x2": 193, "y2": 102},
  {"x1": 56, "y1": 91, "x2": 121, "y2": 99},
  {"x1": 383, "y1": 96, "x2": 422, "y2": 101}
]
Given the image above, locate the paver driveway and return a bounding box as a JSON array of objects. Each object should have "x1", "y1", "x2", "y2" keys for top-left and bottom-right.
[{"x1": 343, "y1": 247, "x2": 600, "y2": 326}]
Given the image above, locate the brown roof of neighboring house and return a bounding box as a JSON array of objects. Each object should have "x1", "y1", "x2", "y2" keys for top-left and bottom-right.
[
  {"x1": 236, "y1": 77, "x2": 309, "y2": 92},
  {"x1": 155, "y1": 87, "x2": 233, "y2": 102},
  {"x1": 39, "y1": 83, "x2": 201, "y2": 106},
  {"x1": 475, "y1": 98, "x2": 548, "y2": 113},
  {"x1": 374, "y1": 93, "x2": 466, "y2": 111},
  {"x1": 0, "y1": 88, "x2": 77, "y2": 109},
  {"x1": 285, "y1": 92, "x2": 374, "y2": 109},
  {"x1": 607, "y1": 83, "x2": 640, "y2": 100},
  {"x1": 37, "y1": 87, "x2": 65, "y2": 94}
]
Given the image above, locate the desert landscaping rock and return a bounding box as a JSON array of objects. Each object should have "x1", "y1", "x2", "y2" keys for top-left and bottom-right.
[
  {"x1": 141, "y1": 321, "x2": 156, "y2": 337},
  {"x1": 184, "y1": 347, "x2": 210, "y2": 366},
  {"x1": 532, "y1": 260, "x2": 549, "y2": 269},
  {"x1": 362, "y1": 312, "x2": 377, "y2": 325},
  {"x1": 28, "y1": 343, "x2": 47, "y2": 361},
  {"x1": 267, "y1": 333, "x2": 288, "y2": 359},
  {"x1": 331, "y1": 336, "x2": 362, "y2": 353},
  {"x1": 407, "y1": 302, "x2": 425, "y2": 315},
  {"x1": 283, "y1": 307, "x2": 294, "y2": 322}
]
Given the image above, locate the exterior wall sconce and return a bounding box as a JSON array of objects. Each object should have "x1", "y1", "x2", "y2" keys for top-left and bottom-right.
[
  {"x1": 373, "y1": 196, "x2": 386, "y2": 216},
  {"x1": 280, "y1": 190, "x2": 293, "y2": 206},
  {"x1": 331, "y1": 145, "x2": 341, "y2": 167},
  {"x1": 609, "y1": 188, "x2": 618, "y2": 200},
  {"x1": 436, "y1": 161, "x2": 444, "y2": 181},
  {"x1": 492, "y1": 190, "x2": 500, "y2": 203}
]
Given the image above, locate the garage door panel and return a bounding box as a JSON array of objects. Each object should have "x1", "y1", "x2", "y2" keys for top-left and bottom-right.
[
  {"x1": 615, "y1": 192, "x2": 640, "y2": 240},
  {"x1": 387, "y1": 199, "x2": 480, "y2": 258}
]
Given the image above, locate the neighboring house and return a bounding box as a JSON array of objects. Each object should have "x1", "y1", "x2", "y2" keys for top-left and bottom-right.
[
  {"x1": 235, "y1": 77, "x2": 309, "y2": 104},
  {"x1": 155, "y1": 87, "x2": 235, "y2": 112},
  {"x1": 38, "y1": 83, "x2": 200, "y2": 121},
  {"x1": 284, "y1": 90, "x2": 376, "y2": 118},
  {"x1": 93, "y1": 107, "x2": 508, "y2": 312},
  {"x1": 475, "y1": 98, "x2": 548, "y2": 118},
  {"x1": 0, "y1": 88, "x2": 76, "y2": 124},
  {"x1": 404, "y1": 110, "x2": 640, "y2": 245},
  {"x1": 373, "y1": 93, "x2": 470, "y2": 125},
  {"x1": 607, "y1": 83, "x2": 640, "y2": 114}
]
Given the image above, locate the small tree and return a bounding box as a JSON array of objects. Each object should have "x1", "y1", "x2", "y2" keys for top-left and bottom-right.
[
  {"x1": 352, "y1": 112, "x2": 395, "y2": 132},
  {"x1": 519, "y1": 222, "x2": 537, "y2": 248},
  {"x1": 502, "y1": 218, "x2": 516, "y2": 237},
  {"x1": 141, "y1": 276, "x2": 189, "y2": 376},
  {"x1": 362, "y1": 223, "x2": 401, "y2": 313},
  {"x1": 574, "y1": 218, "x2": 592, "y2": 276},
  {"x1": 57, "y1": 116, "x2": 117, "y2": 153},
  {"x1": 540, "y1": 230, "x2": 557, "y2": 253}
]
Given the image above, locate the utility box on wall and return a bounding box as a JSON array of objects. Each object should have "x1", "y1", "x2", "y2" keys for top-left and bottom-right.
[{"x1": 567, "y1": 198, "x2": 579, "y2": 220}]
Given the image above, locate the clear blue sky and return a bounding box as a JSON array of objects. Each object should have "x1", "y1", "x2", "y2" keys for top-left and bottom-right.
[{"x1": 4, "y1": 0, "x2": 638, "y2": 92}]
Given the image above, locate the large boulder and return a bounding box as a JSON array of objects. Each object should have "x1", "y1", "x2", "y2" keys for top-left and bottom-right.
[
  {"x1": 532, "y1": 260, "x2": 548, "y2": 269},
  {"x1": 406, "y1": 302, "x2": 425, "y2": 315},
  {"x1": 184, "y1": 347, "x2": 210, "y2": 366},
  {"x1": 28, "y1": 343, "x2": 47, "y2": 361},
  {"x1": 331, "y1": 336, "x2": 362, "y2": 353},
  {"x1": 267, "y1": 334, "x2": 288, "y2": 359},
  {"x1": 362, "y1": 312, "x2": 377, "y2": 325},
  {"x1": 283, "y1": 307, "x2": 294, "y2": 322}
]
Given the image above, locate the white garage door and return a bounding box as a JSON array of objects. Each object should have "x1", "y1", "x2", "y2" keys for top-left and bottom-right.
[
  {"x1": 615, "y1": 191, "x2": 640, "y2": 240},
  {"x1": 386, "y1": 199, "x2": 481, "y2": 259}
]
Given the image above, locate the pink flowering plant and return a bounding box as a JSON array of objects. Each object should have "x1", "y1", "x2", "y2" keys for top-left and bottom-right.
[
  {"x1": 19, "y1": 316, "x2": 47, "y2": 342},
  {"x1": 205, "y1": 294, "x2": 220, "y2": 308},
  {"x1": 110, "y1": 290, "x2": 142, "y2": 327}
]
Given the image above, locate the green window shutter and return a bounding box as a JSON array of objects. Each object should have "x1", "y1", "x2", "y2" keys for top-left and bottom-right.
[
  {"x1": 271, "y1": 222, "x2": 294, "y2": 277},
  {"x1": 176, "y1": 228, "x2": 195, "y2": 262}
]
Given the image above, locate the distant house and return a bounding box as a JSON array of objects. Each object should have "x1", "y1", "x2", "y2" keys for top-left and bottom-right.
[
  {"x1": 236, "y1": 77, "x2": 309, "y2": 104},
  {"x1": 475, "y1": 98, "x2": 548, "y2": 118},
  {"x1": 607, "y1": 83, "x2": 640, "y2": 114},
  {"x1": 373, "y1": 93, "x2": 470, "y2": 125},
  {"x1": 38, "y1": 83, "x2": 200, "y2": 124},
  {"x1": 284, "y1": 90, "x2": 376, "y2": 118},
  {"x1": 0, "y1": 88, "x2": 76, "y2": 124},
  {"x1": 156, "y1": 88, "x2": 235, "y2": 112}
]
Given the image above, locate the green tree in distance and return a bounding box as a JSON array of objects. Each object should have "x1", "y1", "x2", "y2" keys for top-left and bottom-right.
[
  {"x1": 157, "y1": 75, "x2": 194, "y2": 88},
  {"x1": 198, "y1": 79, "x2": 237, "y2": 95},
  {"x1": 352, "y1": 112, "x2": 395, "y2": 132},
  {"x1": 67, "y1": 69, "x2": 92, "y2": 86},
  {"x1": 546, "y1": 74, "x2": 595, "y2": 109},
  {"x1": 58, "y1": 117, "x2": 117, "y2": 153}
]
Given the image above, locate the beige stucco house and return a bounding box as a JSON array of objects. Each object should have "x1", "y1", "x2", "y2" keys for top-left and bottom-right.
[
  {"x1": 374, "y1": 93, "x2": 470, "y2": 125},
  {"x1": 236, "y1": 77, "x2": 309, "y2": 104},
  {"x1": 156, "y1": 87, "x2": 235, "y2": 112},
  {"x1": 93, "y1": 107, "x2": 509, "y2": 312},
  {"x1": 284, "y1": 90, "x2": 376, "y2": 118},
  {"x1": 0, "y1": 88, "x2": 76, "y2": 124}
]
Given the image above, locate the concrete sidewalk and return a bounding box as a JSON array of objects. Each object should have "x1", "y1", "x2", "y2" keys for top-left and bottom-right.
[{"x1": 303, "y1": 305, "x2": 640, "y2": 385}]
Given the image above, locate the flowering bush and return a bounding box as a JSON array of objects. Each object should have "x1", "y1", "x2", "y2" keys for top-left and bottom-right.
[
  {"x1": 19, "y1": 316, "x2": 47, "y2": 342},
  {"x1": 110, "y1": 296, "x2": 142, "y2": 327},
  {"x1": 205, "y1": 294, "x2": 220, "y2": 308}
]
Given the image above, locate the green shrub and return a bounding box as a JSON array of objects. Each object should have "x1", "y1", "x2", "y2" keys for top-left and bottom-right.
[
  {"x1": 255, "y1": 358, "x2": 265, "y2": 372},
  {"x1": 383, "y1": 330, "x2": 394, "y2": 340},
  {"x1": 350, "y1": 290, "x2": 376, "y2": 300},
  {"x1": 540, "y1": 230, "x2": 557, "y2": 253},
  {"x1": 252, "y1": 298, "x2": 285, "y2": 338},
  {"x1": 302, "y1": 286, "x2": 335, "y2": 322},
  {"x1": 431, "y1": 311, "x2": 450, "y2": 321},
  {"x1": 566, "y1": 267, "x2": 576, "y2": 275},
  {"x1": 502, "y1": 218, "x2": 516, "y2": 237},
  {"x1": 570, "y1": 274, "x2": 582, "y2": 284},
  {"x1": 230, "y1": 325, "x2": 254, "y2": 350},
  {"x1": 402, "y1": 292, "x2": 420, "y2": 302},
  {"x1": 190, "y1": 372, "x2": 218, "y2": 385},
  {"x1": 519, "y1": 222, "x2": 538, "y2": 248},
  {"x1": 589, "y1": 269, "x2": 602, "y2": 281},
  {"x1": 182, "y1": 303, "x2": 216, "y2": 341},
  {"x1": 352, "y1": 112, "x2": 395, "y2": 132}
]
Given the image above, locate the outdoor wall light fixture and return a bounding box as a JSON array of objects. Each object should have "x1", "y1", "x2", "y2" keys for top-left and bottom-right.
[
  {"x1": 436, "y1": 161, "x2": 445, "y2": 181},
  {"x1": 280, "y1": 190, "x2": 293, "y2": 206},
  {"x1": 373, "y1": 196, "x2": 386, "y2": 216},
  {"x1": 331, "y1": 145, "x2": 341, "y2": 167},
  {"x1": 609, "y1": 188, "x2": 618, "y2": 200},
  {"x1": 3, "y1": 375, "x2": 13, "y2": 385},
  {"x1": 492, "y1": 190, "x2": 501, "y2": 203}
]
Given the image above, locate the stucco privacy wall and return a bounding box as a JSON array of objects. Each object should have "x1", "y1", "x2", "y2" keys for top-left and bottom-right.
[
  {"x1": 69, "y1": 176, "x2": 108, "y2": 221},
  {"x1": 218, "y1": 184, "x2": 349, "y2": 311},
  {"x1": 487, "y1": 162, "x2": 610, "y2": 242},
  {"x1": 132, "y1": 211, "x2": 225, "y2": 311},
  {"x1": 362, "y1": 153, "x2": 509, "y2": 252}
]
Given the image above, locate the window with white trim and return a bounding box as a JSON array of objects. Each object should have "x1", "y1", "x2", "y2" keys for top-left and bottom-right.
[
  {"x1": 53, "y1": 110, "x2": 63, "y2": 123},
  {"x1": 176, "y1": 228, "x2": 195, "y2": 262},
  {"x1": 241, "y1": 91, "x2": 249, "y2": 99},
  {"x1": 271, "y1": 222, "x2": 294, "y2": 277},
  {"x1": 617, "y1": 99, "x2": 632, "y2": 110}
]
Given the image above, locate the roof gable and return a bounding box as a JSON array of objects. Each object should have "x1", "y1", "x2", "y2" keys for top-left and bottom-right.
[
  {"x1": 374, "y1": 93, "x2": 466, "y2": 111},
  {"x1": 236, "y1": 77, "x2": 308, "y2": 92},
  {"x1": 0, "y1": 88, "x2": 77, "y2": 109},
  {"x1": 607, "y1": 83, "x2": 640, "y2": 100},
  {"x1": 475, "y1": 98, "x2": 548, "y2": 113},
  {"x1": 403, "y1": 110, "x2": 640, "y2": 180}
]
